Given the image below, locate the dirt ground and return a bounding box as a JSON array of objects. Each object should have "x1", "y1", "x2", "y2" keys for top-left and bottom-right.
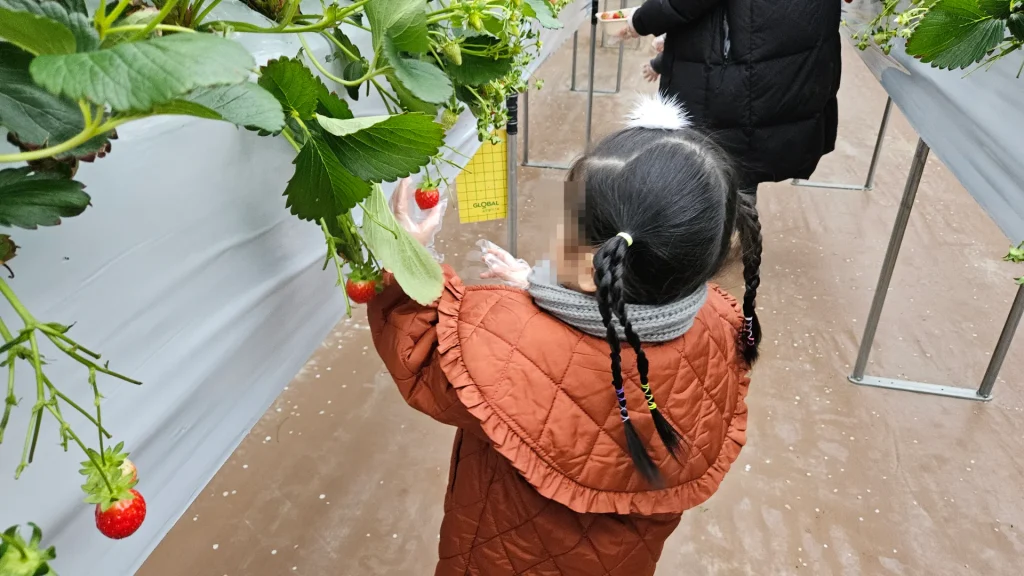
[{"x1": 139, "y1": 23, "x2": 1024, "y2": 576}]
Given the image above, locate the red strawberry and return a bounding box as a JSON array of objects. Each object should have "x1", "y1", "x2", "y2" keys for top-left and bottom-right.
[
  {"x1": 95, "y1": 489, "x2": 147, "y2": 540},
  {"x1": 415, "y1": 187, "x2": 440, "y2": 210},
  {"x1": 120, "y1": 459, "x2": 137, "y2": 483},
  {"x1": 345, "y1": 278, "x2": 377, "y2": 304}
]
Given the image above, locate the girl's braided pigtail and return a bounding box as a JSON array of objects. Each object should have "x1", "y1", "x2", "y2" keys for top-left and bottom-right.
[
  {"x1": 594, "y1": 236, "x2": 662, "y2": 486},
  {"x1": 736, "y1": 192, "x2": 763, "y2": 364},
  {"x1": 609, "y1": 246, "x2": 685, "y2": 462}
]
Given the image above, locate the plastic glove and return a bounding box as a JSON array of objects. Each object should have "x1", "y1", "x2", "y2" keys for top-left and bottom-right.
[
  {"x1": 642, "y1": 63, "x2": 659, "y2": 83},
  {"x1": 477, "y1": 239, "x2": 531, "y2": 289},
  {"x1": 618, "y1": 13, "x2": 640, "y2": 39},
  {"x1": 652, "y1": 35, "x2": 665, "y2": 53},
  {"x1": 390, "y1": 177, "x2": 448, "y2": 262}
]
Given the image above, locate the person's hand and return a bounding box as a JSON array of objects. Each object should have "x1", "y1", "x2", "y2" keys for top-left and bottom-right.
[
  {"x1": 477, "y1": 240, "x2": 531, "y2": 289},
  {"x1": 390, "y1": 177, "x2": 447, "y2": 250},
  {"x1": 652, "y1": 35, "x2": 665, "y2": 53},
  {"x1": 641, "y1": 63, "x2": 659, "y2": 83},
  {"x1": 618, "y1": 13, "x2": 640, "y2": 40}
]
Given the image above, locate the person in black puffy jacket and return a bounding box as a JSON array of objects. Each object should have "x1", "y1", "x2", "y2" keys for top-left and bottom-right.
[{"x1": 621, "y1": 0, "x2": 842, "y2": 190}]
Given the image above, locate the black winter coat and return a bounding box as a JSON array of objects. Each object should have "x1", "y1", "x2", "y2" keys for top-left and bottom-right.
[{"x1": 632, "y1": 0, "x2": 842, "y2": 186}]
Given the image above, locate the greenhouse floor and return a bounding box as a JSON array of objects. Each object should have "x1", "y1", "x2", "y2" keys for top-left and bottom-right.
[{"x1": 139, "y1": 25, "x2": 1024, "y2": 576}]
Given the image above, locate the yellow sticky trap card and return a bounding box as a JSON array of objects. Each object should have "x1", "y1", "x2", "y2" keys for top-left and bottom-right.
[{"x1": 455, "y1": 129, "x2": 507, "y2": 223}]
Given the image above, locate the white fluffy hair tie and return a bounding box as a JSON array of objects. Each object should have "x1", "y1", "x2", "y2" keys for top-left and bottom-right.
[{"x1": 625, "y1": 92, "x2": 692, "y2": 131}]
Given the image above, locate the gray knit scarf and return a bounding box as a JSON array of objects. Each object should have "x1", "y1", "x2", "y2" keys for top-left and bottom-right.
[{"x1": 526, "y1": 260, "x2": 707, "y2": 343}]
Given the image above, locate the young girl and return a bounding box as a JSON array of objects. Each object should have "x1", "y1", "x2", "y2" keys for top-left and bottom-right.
[{"x1": 369, "y1": 94, "x2": 760, "y2": 575}]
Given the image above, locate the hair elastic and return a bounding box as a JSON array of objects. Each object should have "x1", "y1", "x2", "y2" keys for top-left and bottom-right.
[
  {"x1": 616, "y1": 232, "x2": 634, "y2": 246},
  {"x1": 744, "y1": 316, "x2": 756, "y2": 346}
]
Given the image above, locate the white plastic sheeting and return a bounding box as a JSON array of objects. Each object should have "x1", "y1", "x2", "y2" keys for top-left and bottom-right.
[{"x1": 0, "y1": 1, "x2": 588, "y2": 574}]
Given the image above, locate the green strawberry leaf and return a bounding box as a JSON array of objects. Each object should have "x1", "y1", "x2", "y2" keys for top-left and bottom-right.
[
  {"x1": 284, "y1": 135, "x2": 371, "y2": 222},
  {"x1": 905, "y1": 0, "x2": 1007, "y2": 69},
  {"x1": 0, "y1": 0, "x2": 99, "y2": 52},
  {"x1": 0, "y1": 167, "x2": 90, "y2": 229},
  {"x1": 0, "y1": 234, "x2": 17, "y2": 265},
  {"x1": 315, "y1": 83, "x2": 354, "y2": 120},
  {"x1": 316, "y1": 113, "x2": 443, "y2": 182},
  {"x1": 0, "y1": 5, "x2": 75, "y2": 56},
  {"x1": 328, "y1": 28, "x2": 362, "y2": 66},
  {"x1": 444, "y1": 37, "x2": 515, "y2": 85},
  {"x1": 360, "y1": 184, "x2": 443, "y2": 305},
  {"x1": 1005, "y1": 242, "x2": 1024, "y2": 263},
  {"x1": 342, "y1": 60, "x2": 366, "y2": 101},
  {"x1": 153, "y1": 83, "x2": 285, "y2": 132},
  {"x1": 977, "y1": 0, "x2": 1012, "y2": 18},
  {"x1": 365, "y1": 0, "x2": 429, "y2": 53},
  {"x1": 30, "y1": 34, "x2": 255, "y2": 112},
  {"x1": 0, "y1": 43, "x2": 111, "y2": 160},
  {"x1": 1009, "y1": 13, "x2": 1024, "y2": 41},
  {"x1": 523, "y1": 0, "x2": 563, "y2": 29},
  {"x1": 383, "y1": 39, "x2": 453, "y2": 104},
  {"x1": 258, "y1": 56, "x2": 321, "y2": 120},
  {"x1": 386, "y1": 70, "x2": 439, "y2": 115}
]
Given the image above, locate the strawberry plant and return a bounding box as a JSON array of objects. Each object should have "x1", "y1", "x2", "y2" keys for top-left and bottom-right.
[
  {"x1": 0, "y1": 0, "x2": 565, "y2": 568},
  {"x1": 852, "y1": 1, "x2": 1024, "y2": 73},
  {"x1": 1006, "y1": 241, "x2": 1024, "y2": 284}
]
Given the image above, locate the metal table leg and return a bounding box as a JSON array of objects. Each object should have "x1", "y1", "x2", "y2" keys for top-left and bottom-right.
[
  {"x1": 506, "y1": 94, "x2": 519, "y2": 257},
  {"x1": 570, "y1": 1, "x2": 625, "y2": 96},
  {"x1": 522, "y1": 3, "x2": 600, "y2": 170},
  {"x1": 977, "y1": 285, "x2": 1024, "y2": 398},
  {"x1": 521, "y1": 88, "x2": 573, "y2": 170},
  {"x1": 793, "y1": 97, "x2": 893, "y2": 191},
  {"x1": 848, "y1": 137, "x2": 1008, "y2": 401}
]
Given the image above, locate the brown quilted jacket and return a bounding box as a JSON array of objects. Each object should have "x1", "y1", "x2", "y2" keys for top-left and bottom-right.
[{"x1": 368, "y1": 266, "x2": 751, "y2": 575}]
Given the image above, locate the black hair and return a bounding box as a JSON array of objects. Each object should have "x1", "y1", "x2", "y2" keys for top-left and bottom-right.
[{"x1": 568, "y1": 123, "x2": 762, "y2": 485}]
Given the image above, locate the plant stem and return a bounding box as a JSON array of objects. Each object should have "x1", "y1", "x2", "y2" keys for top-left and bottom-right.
[
  {"x1": 299, "y1": 35, "x2": 387, "y2": 86},
  {"x1": 130, "y1": 0, "x2": 182, "y2": 41},
  {"x1": 357, "y1": 202, "x2": 398, "y2": 239},
  {"x1": 194, "y1": 0, "x2": 224, "y2": 27},
  {"x1": 342, "y1": 18, "x2": 371, "y2": 32},
  {"x1": 36, "y1": 324, "x2": 100, "y2": 359},
  {"x1": 320, "y1": 219, "x2": 352, "y2": 317},
  {"x1": 44, "y1": 403, "x2": 114, "y2": 495},
  {"x1": 14, "y1": 399, "x2": 39, "y2": 478},
  {"x1": 0, "y1": 355, "x2": 15, "y2": 444},
  {"x1": 371, "y1": 78, "x2": 402, "y2": 110},
  {"x1": 320, "y1": 31, "x2": 359, "y2": 62},
  {"x1": 281, "y1": 128, "x2": 302, "y2": 152},
  {"x1": 89, "y1": 368, "x2": 104, "y2": 463},
  {"x1": 104, "y1": 0, "x2": 133, "y2": 28},
  {"x1": 24, "y1": 332, "x2": 45, "y2": 468},
  {"x1": 42, "y1": 332, "x2": 142, "y2": 385},
  {"x1": 106, "y1": 23, "x2": 197, "y2": 36},
  {"x1": 42, "y1": 376, "x2": 113, "y2": 439},
  {"x1": 0, "y1": 126, "x2": 96, "y2": 164},
  {"x1": 275, "y1": 0, "x2": 301, "y2": 30}
]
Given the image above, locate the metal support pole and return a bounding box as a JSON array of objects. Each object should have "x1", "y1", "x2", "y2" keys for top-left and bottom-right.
[
  {"x1": 851, "y1": 138, "x2": 930, "y2": 380},
  {"x1": 570, "y1": 6, "x2": 625, "y2": 96},
  {"x1": 862, "y1": 97, "x2": 893, "y2": 190},
  {"x1": 506, "y1": 94, "x2": 519, "y2": 257},
  {"x1": 570, "y1": 31, "x2": 579, "y2": 91},
  {"x1": 977, "y1": 285, "x2": 1024, "y2": 398},
  {"x1": 521, "y1": 88, "x2": 573, "y2": 170},
  {"x1": 848, "y1": 137, "x2": 999, "y2": 402},
  {"x1": 792, "y1": 97, "x2": 894, "y2": 192},
  {"x1": 614, "y1": 0, "x2": 627, "y2": 92},
  {"x1": 584, "y1": 0, "x2": 598, "y2": 147}
]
